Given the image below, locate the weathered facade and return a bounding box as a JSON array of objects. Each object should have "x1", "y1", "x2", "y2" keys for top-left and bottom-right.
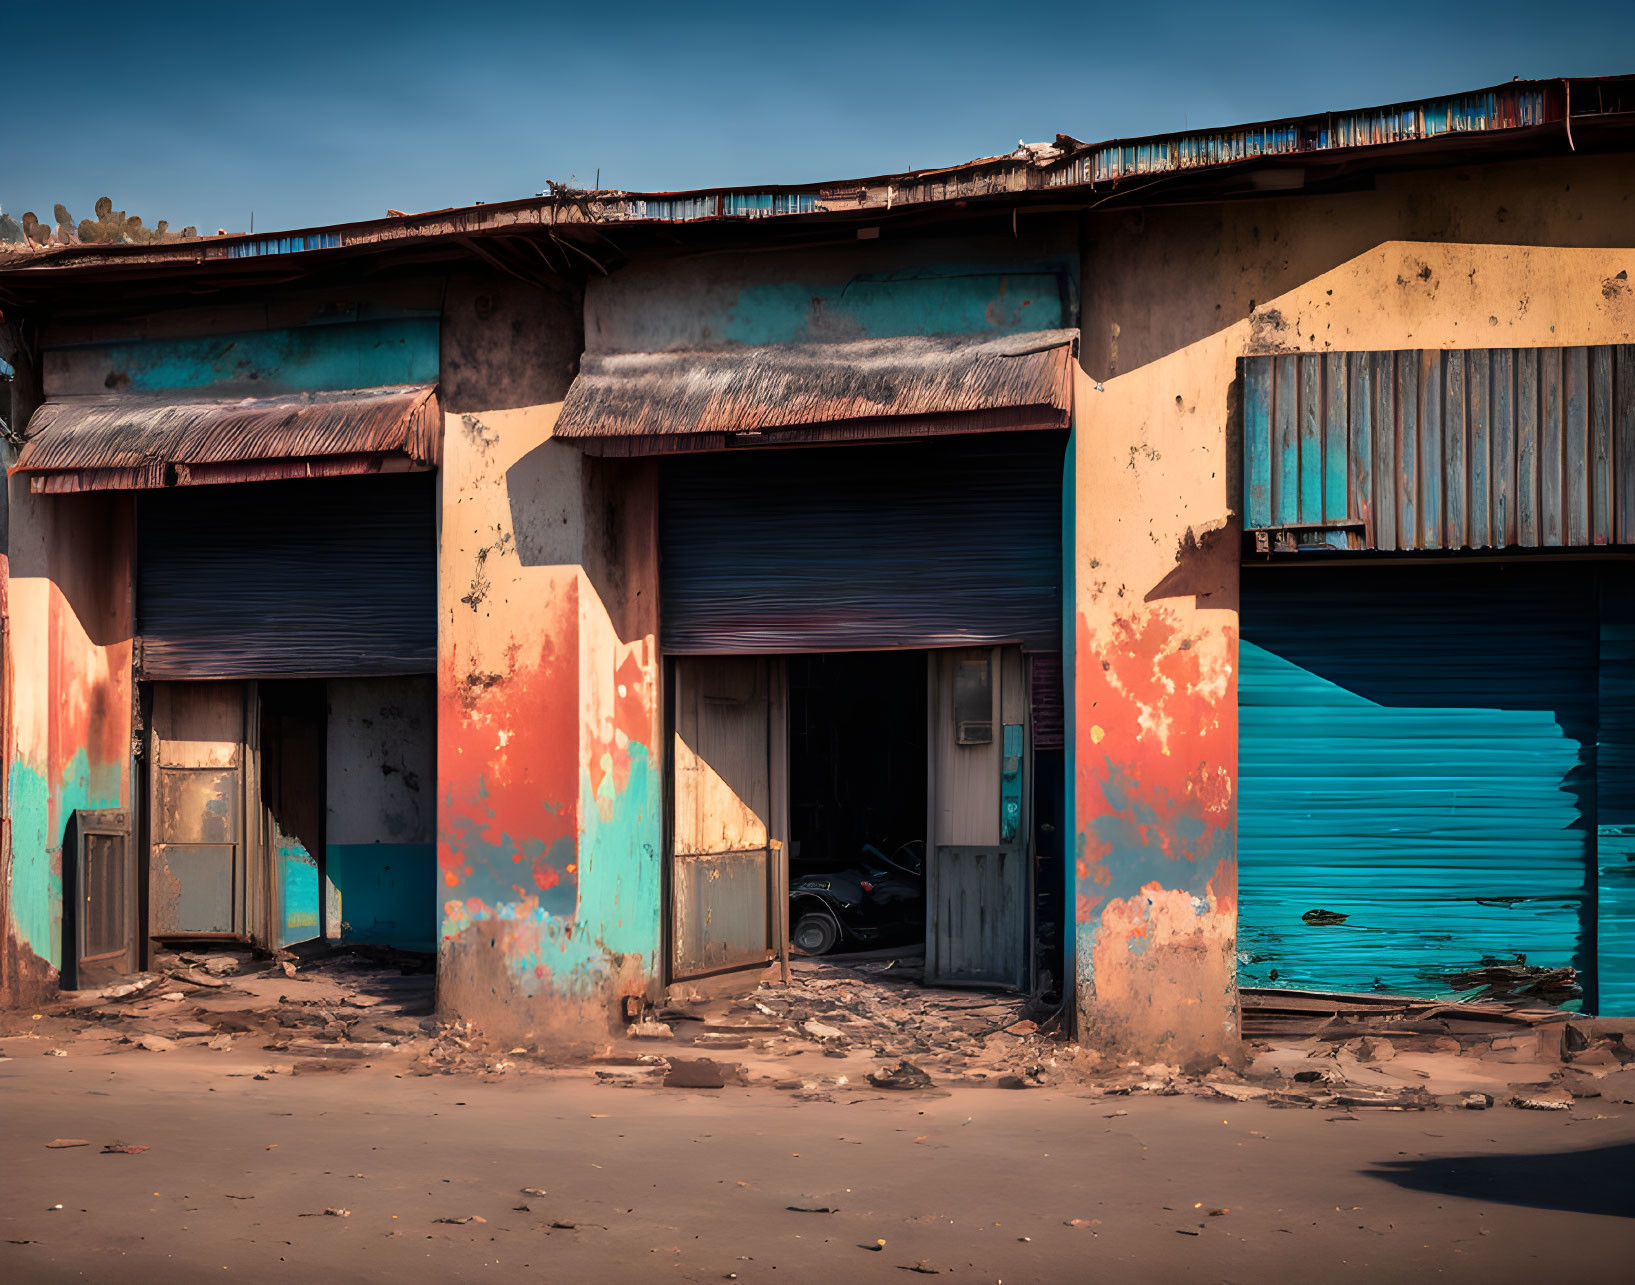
[{"x1": 1, "y1": 75, "x2": 1632, "y2": 1059}]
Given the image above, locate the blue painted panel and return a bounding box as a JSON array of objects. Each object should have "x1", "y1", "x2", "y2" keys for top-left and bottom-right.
[
  {"x1": 277, "y1": 842, "x2": 320, "y2": 948},
  {"x1": 327, "y1": 843, "x2": 436, "y2": 953},
  {"x1": 718, "y1": 265, "x2": 1071, "y2": 347},
  {"x1": 61, "y1": 316, "x2": 439, "y2": 396},
  {"x1": 1239, "y1": 564, "x2": 1599, "y2": 1006}
]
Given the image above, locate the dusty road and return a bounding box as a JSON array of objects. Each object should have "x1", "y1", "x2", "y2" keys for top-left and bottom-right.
[{"x1": 1, "y1": 1042, "x2": 1631, "y2": 1284}]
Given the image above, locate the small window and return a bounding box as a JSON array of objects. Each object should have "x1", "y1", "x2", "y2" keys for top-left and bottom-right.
[{"x1": 954, "y1": 654, "x2": 993, "y2": 745}]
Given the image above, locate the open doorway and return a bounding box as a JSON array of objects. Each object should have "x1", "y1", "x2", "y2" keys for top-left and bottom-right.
[{"x1": 787, "y1": 651, "x2": 927, "y2": 958}]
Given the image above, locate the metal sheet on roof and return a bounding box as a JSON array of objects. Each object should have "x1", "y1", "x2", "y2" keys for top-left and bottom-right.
[
  {"x1": 553, "y1": 330, "x2": 1077, "y2": 454},
  {"x1": 12, "y1": 384, "x2": 440, "y2": 492}
]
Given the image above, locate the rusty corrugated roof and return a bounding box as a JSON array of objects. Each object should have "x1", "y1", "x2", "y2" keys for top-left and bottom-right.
[
  {"x1": 553, "y1": 330, "x2": 1077, "y2": 455},
  {"x1": 4, "y1": 76, "x2": 1627, "y2": 283},
  {"x1": 12, "y1": 384, "x2": 439, "y2": 492}
]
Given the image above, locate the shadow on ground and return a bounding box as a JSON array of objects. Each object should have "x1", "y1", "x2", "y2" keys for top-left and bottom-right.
[{"x1": 1367, "y1": 1141, "x2": 1635, "y2": 1220}]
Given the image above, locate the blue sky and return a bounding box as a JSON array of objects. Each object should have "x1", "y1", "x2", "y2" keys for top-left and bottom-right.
[{"x1": 4, "y1": 1, "x2": 1632, "y2": 236}]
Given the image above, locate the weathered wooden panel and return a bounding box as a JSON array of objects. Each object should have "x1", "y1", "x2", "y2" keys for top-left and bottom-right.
[
  {"x1": 1298, "y1": 354, "x2": 1323, "y2": 526},
  {"x1": 1350, "y1": 352, "x2": 1373, "y2": 541},
  {"x1": 1242, "y1": 345, "x2": 1633, "y2": 551},
  {"x1": 1372, "y1": 351, "x2": 1397, "y2": 551},
  {"x1": 1591, "y1": 346, "x2": 1614, "y2": 545},
  {"x1": 149, "y1": 682, "x2": 246, "y2": 938},
  {"x1": 1444, "y1": 351, "x2": 1467, "y2": 546},
  {"x1": 1619, "y1": 347, "x2": 1635, "y2": 545},
  {"x1": 1491, "y1": 347, "x2": 1516, "y2": 547},
  {"x1": 1323, "y1": 353, "x2": 1349, "y2": 526},
  {"x1": 1418, "y1": 351, "x2": 1443, "y2": 550},
  {"x1": 1468, "y1": 348, "x2": 1492, "y2": 548},
  {"x1": 673, "y1": 657, "x2": 771, "y2": 857},
  {"x1": 1244, "y1": 358, "x2": 1273, "y2": 529},
  {"x1": 1565, "y1": 347, "x2": 1590, "y2": 545},
  {"x1": 1517, "y1": 348, "x2": 1539, "y2": 546},
  {"x1": 669, "y1": 656, "x2": 782, "y2": 980}
]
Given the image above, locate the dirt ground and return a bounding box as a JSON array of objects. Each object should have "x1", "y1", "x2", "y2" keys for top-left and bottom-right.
[
  {"x1": 3, "y1": 946, "x2": 1632, "y2": 1281},
  {"x1": 2, "y1": 1025, "x2": 1633, "y2": 1282}
]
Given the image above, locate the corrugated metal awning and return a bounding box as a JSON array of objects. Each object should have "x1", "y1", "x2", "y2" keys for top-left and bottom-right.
[
  {"x1": 553, "y1": 330, "x2": 1077, "y2": 455},
  {"x1": 12, "y1": 384, "x2": 440, "y2": 493}
]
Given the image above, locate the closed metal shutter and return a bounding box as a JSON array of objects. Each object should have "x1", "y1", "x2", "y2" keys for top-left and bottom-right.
[
  {"x1": 138, "y1": 474, "x2": 436, "y2": 679},
  {"x1": 1238, "y1": 563, "x2": 1600, "y2": 1005},
  {"x1": 659, "y1": 432, "x2": 1065, "y2": 654}
]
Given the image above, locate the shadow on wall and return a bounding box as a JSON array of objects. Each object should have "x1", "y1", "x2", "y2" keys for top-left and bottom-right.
[
  {"x1": 1079, "y1": 153, "x2": 1635, "y2": 383},
  {"x1": 1367, "y1": 1141, "x2": 1635, "y2": 1220},
  {"x1": 504, "y1": 447, "x2": 658, "y2": 652}
]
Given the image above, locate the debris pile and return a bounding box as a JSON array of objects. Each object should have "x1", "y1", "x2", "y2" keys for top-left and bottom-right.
[{"x1": 15, "y1": 942, "x2": 437, "y2": 1063}]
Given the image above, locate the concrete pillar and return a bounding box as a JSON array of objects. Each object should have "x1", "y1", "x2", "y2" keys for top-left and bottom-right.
[
  {"x1": 435, "y1": 275, "x2": 662, "y2": 1052},
  {"x1": 1067, "y1": 358, "x2": 1241, "y2": 1068}
]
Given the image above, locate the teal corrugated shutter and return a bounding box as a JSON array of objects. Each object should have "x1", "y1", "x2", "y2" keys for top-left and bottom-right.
[
  {"x1": 1238, "y1": 564, "x2": 1600, "y2": 1006},
  {"x1": 1598, "y1": 574, "x2": 1635, "y2": 1016}
]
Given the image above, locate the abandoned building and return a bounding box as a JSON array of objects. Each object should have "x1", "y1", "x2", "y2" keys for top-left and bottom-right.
[{"x1": 0, "y1": 74, "x2": 1632, "y2": 1064}]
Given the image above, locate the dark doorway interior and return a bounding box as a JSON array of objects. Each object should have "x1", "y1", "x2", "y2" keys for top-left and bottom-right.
[{"x1": 787, "y1": 651, "x2": 928, "y2": 956}]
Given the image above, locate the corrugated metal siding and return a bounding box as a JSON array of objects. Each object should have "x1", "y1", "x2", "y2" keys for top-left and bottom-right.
[
  {"x1": 137, "y1": 474, "x2": 436, "y2": 679},
  {"x1": 659, "y1": 432, "x2": 1065, "y2": 654},
  {"x1": 1242, "y1": 346, "x2": 1635, "y2": 550},
  {"x1": 1238, "y1": 564, "x2": 1600, "y2": 1005},
  {"x1": 1598, "y1": 572, "x2": 1635, "y2": 1015}
]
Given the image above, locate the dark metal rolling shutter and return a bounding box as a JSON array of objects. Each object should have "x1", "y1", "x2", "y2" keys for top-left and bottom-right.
[
  {"x1": 1238, "y1": 563, "x2": 1600, "y2": 1005},
  {"x1": 659, "y1": 432, "x2": 1065, "y2": 654},
  {"x1": 138, "y1": 474, "x2": 436, "y2": 678}
]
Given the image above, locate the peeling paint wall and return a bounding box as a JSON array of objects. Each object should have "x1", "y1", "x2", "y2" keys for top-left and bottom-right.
[
  {"x1": 1071, "y1": 150, "x2": 1635, "y2": 1058},
  {"x1": 3, "y1": 481, "x2": 133, "y2": 1003},
  {"x1": 584, "y1": 234, "x2": 1078, "y2": 353},
  {"x1": 436, "y1": 273, "x2": 662, "y2": 1051}
]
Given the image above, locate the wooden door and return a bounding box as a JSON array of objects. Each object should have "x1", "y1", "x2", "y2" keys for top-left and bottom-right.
[
  {"x1": 148, "y1": 682, "x2": 248, "y2": 938},
  {"x1": 925, "y1": 646, "x2": 1030, "y2": 990},
  {"x1": 669, "y1": 656, "x2": 788, "y2": 981}
]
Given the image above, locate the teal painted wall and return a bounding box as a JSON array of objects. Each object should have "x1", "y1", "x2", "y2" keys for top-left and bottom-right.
[
  {"x1": 326, "y1": 843, "x2": 435, "y2": 952},
  {"x1": 47, "y1": 316, "x2": 440, "y2": 397},
  {"x1": 717, "y1": 266, "x2": 1071, "y2": 346},
  {"x1": 584, "y1": 239, "x2": 1080, "y2": 355}
]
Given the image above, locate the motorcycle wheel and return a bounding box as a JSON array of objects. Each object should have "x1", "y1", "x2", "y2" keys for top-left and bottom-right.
[{"x1": 792, "y1": 912, "x2": 839, "y2": 956}]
